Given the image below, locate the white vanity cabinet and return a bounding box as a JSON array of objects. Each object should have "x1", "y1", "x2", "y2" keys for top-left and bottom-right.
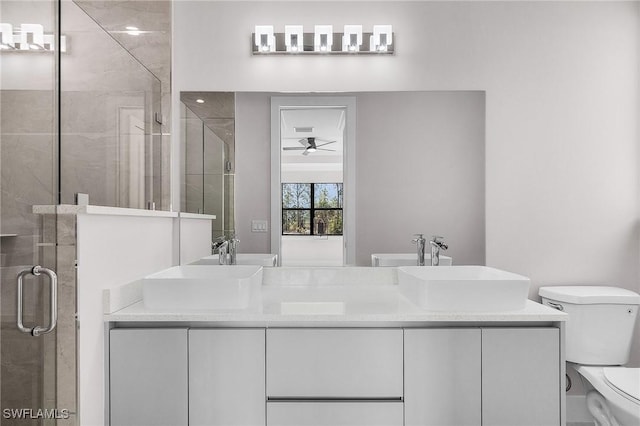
[
  {"x1": 266, "y1": 328, "x2": 404, "y2": 426},
  {"x1": 404, "y1": 328, "x2": 482, "y2": 426},
  {"x1": 404, "y1": 327, "x2": 560, "y2": 426},
  {"x1": 109, "y1": 328, "x2": 188, "y2": 426},
  {"x1": 266, "y1": 328, "x2": 403, "y2": 398},
  {"x1": 108, "y1": 325, "x2": 561, "y2": 426},
  {"x1": 267, "y1": 402, "x2": 404, "y2": 426},
  {"x1": 482, "y1": 328, "x2": 560, "y2": 426},
  {"x1": 189, "y1": 329, "x2": 265, "y2": 426}
]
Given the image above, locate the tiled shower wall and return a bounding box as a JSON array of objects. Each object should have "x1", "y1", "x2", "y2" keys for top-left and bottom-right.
[{"x1": 60, "y1": 0, "x2": 164, "y2": 209}]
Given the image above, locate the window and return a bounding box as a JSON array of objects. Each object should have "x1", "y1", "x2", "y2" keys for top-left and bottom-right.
[{"x1": 282, "y1": 183, "x2": 343, "y2": 235}]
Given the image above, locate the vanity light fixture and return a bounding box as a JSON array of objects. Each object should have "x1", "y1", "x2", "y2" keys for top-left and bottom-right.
[
  {"x1": 342, "y1": 25, "x2": 362, "y2": 52},
  {"x1": 285, "y1": 25, "x2": 303, "y2": 52},
  {"x1": 0, "y1": 23, "x2": 15, "y2": 50},
  {"x1": 254, "y1": 25, "x2": 275, "y2": 53},
  {"x1": 0, "y1": 23, "x2": 67, "y2": 52},
  {"x1": 21, "y1": 24, "x2": 44, "y2": 50},
  {"x1": 251, "y1": 24, "x2": 393, "y2": 55},
  {"x1": 371, "y1": 25, "x2": 392, "y2": 52},
  {"x1": 314, "y1": 25, "x2": 333, "y2": 52},
  {"x1": 196, "y1": 99, "x2": 205, "y2": 104}
]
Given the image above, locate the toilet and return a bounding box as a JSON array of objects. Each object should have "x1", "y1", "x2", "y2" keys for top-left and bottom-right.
[{"x1": 539, "y1": 286, "x2": 640, "y2": 426}]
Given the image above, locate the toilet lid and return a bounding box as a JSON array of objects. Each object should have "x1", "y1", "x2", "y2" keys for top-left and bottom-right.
[{"x1": 603, "y1": 368, "x2": 640, "y2": 402}]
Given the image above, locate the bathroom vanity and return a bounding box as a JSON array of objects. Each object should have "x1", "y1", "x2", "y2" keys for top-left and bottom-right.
[{"x1": 105, "y1": 266, "x2": 567, "y2": 426}]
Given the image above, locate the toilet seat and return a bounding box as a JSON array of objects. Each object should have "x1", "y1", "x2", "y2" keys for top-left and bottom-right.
[{"x1": 604, "y1": 368, "x2": 640, "y2": 405}]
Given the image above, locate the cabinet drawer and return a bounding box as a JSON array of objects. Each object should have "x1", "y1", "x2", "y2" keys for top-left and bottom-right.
[
  {"x1": 267, "y1": 402, "x2": 404, "y2": 426},
  {"x1": 266, "y1": 328, "x2": 403, "y2": 398}
]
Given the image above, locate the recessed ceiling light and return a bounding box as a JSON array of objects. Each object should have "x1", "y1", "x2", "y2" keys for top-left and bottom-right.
[
  {"x1": 125, "y1": 26, "x2": 141, "y2": 36},
  {"x1": 196, "y1": 99, "x2": 205, "y2": 104}
]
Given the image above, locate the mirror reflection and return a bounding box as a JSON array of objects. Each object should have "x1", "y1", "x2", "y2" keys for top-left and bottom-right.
[
  {"x1": 181, "y1": 92, "x2": 235, "y2": 239},
  {"x1": 280, "y1": 107, "x2": 345, "y2": 266},
  {"x1": 182, "y1": 91, "x2": 486, "y2": 267}
]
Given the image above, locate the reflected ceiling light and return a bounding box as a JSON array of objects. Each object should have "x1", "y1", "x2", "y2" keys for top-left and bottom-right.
[
  {"x1": 314, "y1": 25, "x2": 333, "y2": 52},
  {"x1": 371, "y1": 25, "x2": 392, "y2": 52},
  {"x1": 254, "y1": 25, "x2": 275, "y2": 53},
  {"x1": 21, "y1": 24, "x2": 44, "y2": 50},
  {"x1": 125, "y1": 26, "x2": 141, "y2": 36},
  {"x1": 0, "y1": 23, "x2": 15, "y2": 50},
  {"x1": 342, "y1": 25, "x2": 362, "y2": 52},
  {"x1": 0, "y1": 23, "x2": 67, "y2": 53},
  {"x1": 285, "y1": 25, "x2": 303, "y2": 52},
  {"x1": 196, "y1": 99, "x2": 205, "y2": 104}
]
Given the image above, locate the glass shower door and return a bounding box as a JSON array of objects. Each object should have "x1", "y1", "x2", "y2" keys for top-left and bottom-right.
[{"x1": 0, "y1": 0, "x2": 67, "y2": 424}]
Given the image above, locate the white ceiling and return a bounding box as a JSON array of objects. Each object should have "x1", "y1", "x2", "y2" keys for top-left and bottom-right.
[{"x1": 281, "y1": 108, "x2": 345, "y2": 163}]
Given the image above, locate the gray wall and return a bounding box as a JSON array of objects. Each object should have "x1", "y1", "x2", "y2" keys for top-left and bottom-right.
[
  {"x1": 356, "y1": 92, "x2": 484, "y2": 266},
  {"x1": 235, "y1": 91, "x2": 485, "y2": 266}
]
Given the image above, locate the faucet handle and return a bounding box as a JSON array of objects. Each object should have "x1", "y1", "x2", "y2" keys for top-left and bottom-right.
[
  {"x1": 430, "y1": 235, "x2": 448, "y2": 250},
  {"x1": 412, "y1": 233, "x2": 425, "y2": 242}
]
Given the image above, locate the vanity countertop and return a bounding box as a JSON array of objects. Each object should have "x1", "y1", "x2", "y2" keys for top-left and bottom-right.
[{"x1": 104, "y1": 283, "x2": 567, "y2": 326}]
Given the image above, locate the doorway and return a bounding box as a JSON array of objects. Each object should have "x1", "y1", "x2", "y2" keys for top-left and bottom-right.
[{"x1": 271, "y1": 97, "x2": 356, "y2": 266}]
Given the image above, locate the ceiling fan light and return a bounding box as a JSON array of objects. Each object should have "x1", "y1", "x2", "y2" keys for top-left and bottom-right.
[{"x1": 306, "y1": 147, "x2": 317, "y2": 153}]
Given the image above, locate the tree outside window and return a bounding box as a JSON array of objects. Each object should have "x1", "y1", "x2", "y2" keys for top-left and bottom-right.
[{"x1": 282, "y1": 183, "x2": 343, "y2": 235}]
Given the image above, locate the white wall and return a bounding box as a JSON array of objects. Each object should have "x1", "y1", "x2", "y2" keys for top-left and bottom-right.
[
  {"x1": 173, "y1": 1, "x2": 640, "y2": 363},
  {"x1": 179, "y1": 215, "x2": 214, "y2": 264},
  {"x1": 282, "y1": 236, "x2": 344, "y2": 266},
  {"x1": 77, "y1": 212, "x2": 176, "y2": 426}
]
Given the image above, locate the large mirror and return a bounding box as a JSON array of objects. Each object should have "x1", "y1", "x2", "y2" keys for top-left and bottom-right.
[{"x1": 182, "y1": 91, "x2": 486, "y2": 267}]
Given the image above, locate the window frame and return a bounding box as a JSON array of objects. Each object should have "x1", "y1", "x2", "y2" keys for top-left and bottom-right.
[{"x1": 281, "y1": 182, "x2": 343, "y2": 236}]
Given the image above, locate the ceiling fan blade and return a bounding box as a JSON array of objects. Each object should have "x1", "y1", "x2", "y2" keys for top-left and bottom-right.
[
  {"x1": 298, "y1": 138, "x2": 309, "y2": 146},
  {"x1": 302, "y1": 149, "x2": 310, "y2": 156},
  {"x1": 315, "y1": 140, "x2": 336, "y2": 147},
  {"x1": 316, "y1": 148, "x2": 336, "y2": 152},
  {"x1": 283, "y1": 146, "x2": 305, "y2": 150}
]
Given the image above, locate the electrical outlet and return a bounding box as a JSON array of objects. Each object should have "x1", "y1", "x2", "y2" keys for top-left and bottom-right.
[{"x1": 251, "y1": 220, "x2": 268, "y2": 232}]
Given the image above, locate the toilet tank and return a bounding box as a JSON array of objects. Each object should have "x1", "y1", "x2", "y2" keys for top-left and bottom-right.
[{"x1": 539, "y1": 286, "x2": 640, "y2": 365}]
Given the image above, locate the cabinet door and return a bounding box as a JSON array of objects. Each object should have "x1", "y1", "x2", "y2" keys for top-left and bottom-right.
[
  {"x1": 267, "y1": 402, "x2": 403, "y2": 426},
  {"x1": 482, "y1": 328, "x2": 560, "y2": 426},
  {"x1": 266, "y1": 328, "x2": 403, "y2": 398},
  {"x1": 110, "y1": 328, "x2": 188, "y2": 426},
  {"x1": 404, "y1": 328, "x2": 482, "y2": 426},
  {"x1": 189, "y1": 329, "x2": 266, "y2": 426}
]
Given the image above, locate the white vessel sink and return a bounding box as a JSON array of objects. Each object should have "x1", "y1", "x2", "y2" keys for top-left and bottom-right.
[
  {"x1": 190, "y1": 253, "x2": 278, "y2": 266},
  {"x1": 371, "y1": 253, "x2": 452, "y2": 267},
  {"x1": 142, "y1": 265, "x2": 263, "y2": 310},
  {"x1": 397, "y1": 266, "x2": 530, "y2": 311}
]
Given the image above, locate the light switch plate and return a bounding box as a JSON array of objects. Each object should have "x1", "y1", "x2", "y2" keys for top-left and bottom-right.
[{"x1": 251, "y1": 220, "x2": 268, "y2": 232}]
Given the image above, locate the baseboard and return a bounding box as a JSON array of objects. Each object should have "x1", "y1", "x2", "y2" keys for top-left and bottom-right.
[{"x1": 567, "y1": 394, "x2": 593, "y2": 424}]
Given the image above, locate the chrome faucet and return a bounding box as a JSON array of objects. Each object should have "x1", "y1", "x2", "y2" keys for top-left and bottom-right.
[
  {"x1": 217, "y1": 240, "x2": 229, "y2": 264},
  {"x1": 429, "y1": 236, "x2": 448, "y2": 266},
  {"x1": 412, "y1": 234, "x2": 427, "y2": 266},
  {"x1": 228, "y1": 236, "x2": 240, "y2": 265},
  {"x1": 212, "y1": 235, "x2": 240, "y2": 265}
]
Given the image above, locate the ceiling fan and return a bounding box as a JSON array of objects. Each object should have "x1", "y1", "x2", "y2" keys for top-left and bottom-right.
[{"x1": 282, "y1": 137, "x2": 337, "y2": 156}]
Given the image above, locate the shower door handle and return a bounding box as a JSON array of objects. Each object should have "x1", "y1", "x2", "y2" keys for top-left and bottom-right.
[{"x1": 17, "y1": 266, "x2": 58, "y2": 337}]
